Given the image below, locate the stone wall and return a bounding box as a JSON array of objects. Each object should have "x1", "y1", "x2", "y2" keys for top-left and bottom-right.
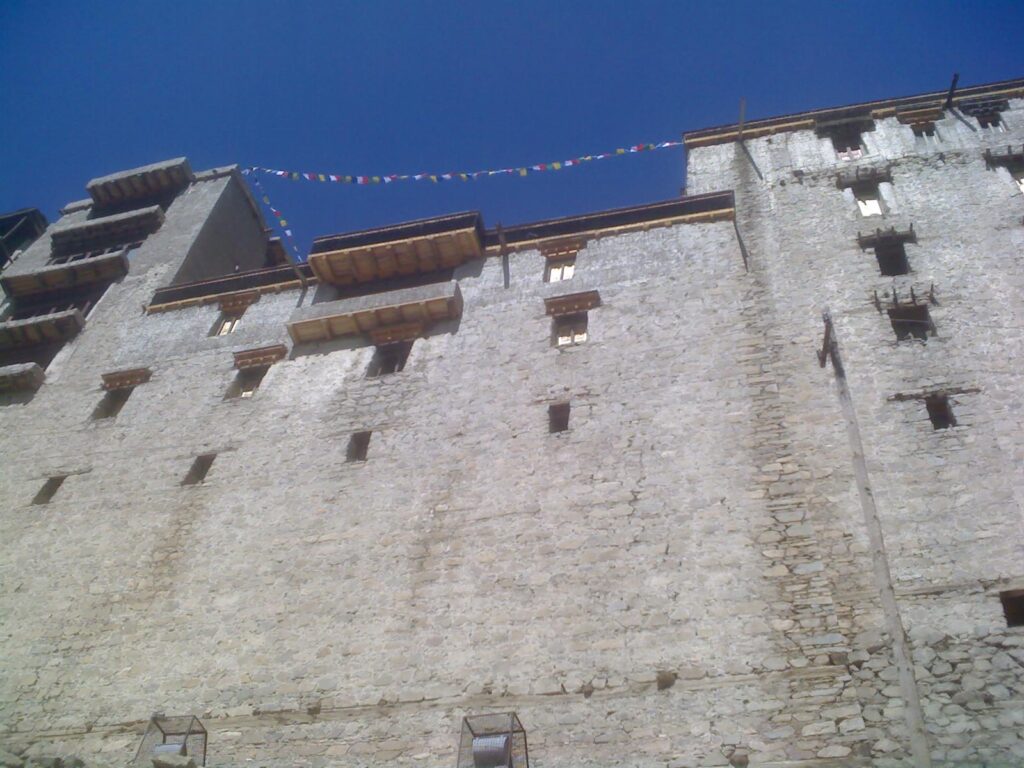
[
  {"x1": 1, "y1": 93, "x2": 1023, "y2": 768},
  {"x1": 685, "y1": 97, "x2": 1024, "y2": 766}
]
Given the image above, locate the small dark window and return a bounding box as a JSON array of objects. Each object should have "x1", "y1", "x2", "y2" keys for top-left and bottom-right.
[
  {"x1": 347, "y1": 431, "x2": 371, "y2": 462},
  {"x1": 999, "y1": 590, "x2": 1024, "y2": 627},
  {"x1": 225, "y1": 366, "x2": 269, "y2": 399},
  {"x1": 182, "y1": 453, "x2": 216, "y2": 485},
  {"x1": 829, "y1": 126, "x2": 865, "y2": 158},
  {"x1": 32, "y1": 475, "x2": 66, "y2": 505},
  {"x1": 912, "y1": 123, "x2": 936, "y2": 138},
  {"x1": 977, "y1": 112, "x2": 1002, "y2": 130},
  {"x1": 888, "y1": 305, "x2": 932, "y2": 342},
  {"x1": 852, "y1": 182, "x2": 883, "y2": 216},
  {"x1": 366, "y1": 342, "x2": 412, "y2": 378},
  {"x1": 210, "y1": 311, "x2": 243, "y2": 337},
  {"x1": 91, "y1": 387, "x2": 132, "y2": 420},
  {"x1": 925, "y1": 395, "x2": 956, "y2": 430},
  {"x1": 553, "y1": 313, "x2": 588, "y2": 347},
  {"x1": 549, "y1": 402, "x2": 571, "y2": 433},
  {"x1": 874, "y1": 241, "x2": 910, "y2": 276}
]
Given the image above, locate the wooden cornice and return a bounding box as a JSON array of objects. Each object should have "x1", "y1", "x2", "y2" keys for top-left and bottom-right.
[
  {"x1": 101, "y1": 367, "x2": 152, "y2": 390},
  {"x1": 233, "y1": 344, "x2": 287, "y2": 370},
  {"x1": 369, "y1": 322, "x2": 424, "y2": 345},
  {"x1": 544, "y1": 290, "x2": 601, "y2": 316},
  {"x1": 540, "y1": 238, "x2": 587, "y2": 260},
  {"x1": 218, "y1": 290, "x2": 260, "y2": 314}
]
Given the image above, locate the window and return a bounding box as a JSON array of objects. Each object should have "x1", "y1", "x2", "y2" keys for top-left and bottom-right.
[
  {"x1": 977, "y1": 112, "x2": 1004, "y2": 131},
  {"x1": 210, "y1": 312, "x2": 242, "y2": 337},
  {"x1": 829, "y1": 126, "x2": 865, "y2": 160},
  {"x1": 1013, "y1": 167, "x2": 1024, "y2": 196},
  {"x1": 553, "y1": 313, "x2": 588, "y2": 347},
  {"x1": 32, "y1": 475, "x2": 66, "y2": 505},
  {"x1": 346, "y1": 431, "x2": 371, "y2": 462},
  {"x1": 853, "y1": 183, "x2": 883, "y2": 217},
  {"x1": 91, "y1": 387, "x2": 133, "y2": 419},
  {"x1": 887, "y1": 304, "x2": 932, "y2": 342},
  {"x1": 548, "y1": 402, "x2": 570, "y2": 433},
  {"x1": 874, "y1": 241, "x2": 910, "y2": 276},
  {"x1": 182, "y1": 453, "x2": 216, "y2": 485},
  {"x1": 924, "y1": 394, "x2": 955, "y2": 430},
  {"x1": 225, "y1": 366, "x2": 269, "y2": 399},
  {"x1": 366, "y1": 342, "x2": 412, "y2": 378},
  {"x1": 546, "y1": 258, "x2": 575, "y2": 283},
  {"x1": 912, "y1": 122, "x2": 939, "y2": 147},
  {"x1": 999, "y1": 590, "x2": 1024, "y2": 628}
]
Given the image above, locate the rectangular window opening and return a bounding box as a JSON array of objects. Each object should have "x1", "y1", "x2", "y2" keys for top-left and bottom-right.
[
  {"x1": 91, "y1": 387, "x2": 133, "y2": 420},
  {"x1": 925, "y1": 394, "x2": 956, "y2": 430},
  {"x1": 887, "y1": 304, "x2": 932, "y2": 342},
  {"x1": 366, "y1": 341, "x2": 413, "y2": 378},
  {"x1": 874, "y1": 240, "x2": 910, "y2": 276},
  {"x1": 977, "y1": 112, "x2": 1003, "y2": 131},
  {"x1": 347, "y1": 431, "x2": 371, "y2": 462},
  {"x1": 912, "y1": 122, "x2": 939, "y2": 146},
  {"x1": 182, "y1": 453, "x2": 216, "y2": 485},
  {"x1": 32, "y1": 475, "x2": 67, "y2": 505},
  {"x1": 1012, "y1": 167, "x2": 1024, "y2": 195},
  {"x1": 553, "y1": 312, "x2": 588, "y2": 347},
  {"x1": 853, "y1": 183, "x2": 883, "y2": 217},
  {"x1": 999, "y1": 589, "x2": 1024, "y2": 628},
  {"x1": 829, "y1": 127, "x2": 865, "y2": 160},
  {"x1": 226, "y1": 366, "x2": 269, "y2": 399},
  {"x1": 545, "y1": 258, "x2": 576, "y2": 283},
  {"x1": 548, "y1": 402, "x2": 571, "y2": 433},
  {"x1": 210, "y1": 311, "x2": 243, "y2": 337}
]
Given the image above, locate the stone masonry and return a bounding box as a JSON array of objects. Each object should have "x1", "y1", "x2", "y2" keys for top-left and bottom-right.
[{"x1": 1, "y1": 78, "x2": 1023, "y2": 767}]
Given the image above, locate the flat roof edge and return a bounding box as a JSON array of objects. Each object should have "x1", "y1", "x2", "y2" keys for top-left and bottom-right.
[{"x1": 684, "y1": 76, "x2": 1024, "y2": 145}]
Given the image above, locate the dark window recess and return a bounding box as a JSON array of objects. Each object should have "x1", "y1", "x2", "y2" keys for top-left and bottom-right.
[
  {"x1": 999, "y1": 590, "x2": 1024, "y2": 628},
  {"x1": 830, "y1": 125, "x2": 864, "y2": 154},
  {"x1": 553, "y1": 313, "x2": 589, "y2": 346},
  {"x1": 366, "y1": 342, "x2": 413, "y2": 378},
  {"x1": 182, "y1": 453, "x2": 216, "y2": 485},
  {"x1": 225, "y1": 366, "x2": 269, "y2": 399},
  {"x1": 925, "y1": 395, "x2": 956, "y2": 430},
  {"x1": 347, "y1": 431, "x2": 371, "y2": 462},
  {"x1": 912, "y1": 123, "x2": 937, "y2": 138},
  {"x1": 874, "y1": 241, "x2": 910, "y2": 276},
  {"x1": 32, "y1": 475, "x2": 66, "y2": 505},
  {"x1": 977, "y1": 112, "x2": 1002, "y2": 130},
  {"x1": 91, "y1": 387, "x2": 132, "y2": 419},
  {"x1": 888, "y1": 304, "x2": 933, "y2": 342},
  {"x1": 548, "y1": 402, "x2": 571, "y2": 433}
]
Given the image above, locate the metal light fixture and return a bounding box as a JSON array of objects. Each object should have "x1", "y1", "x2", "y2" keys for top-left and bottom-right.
[
  {"x1": 457, "y1": 713, "x2": 528, "y2": 768},
  {"x1": 131, "y1": 714, "x2": 208, "y2": 767}
]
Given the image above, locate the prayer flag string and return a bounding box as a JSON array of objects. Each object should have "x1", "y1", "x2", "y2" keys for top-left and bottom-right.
[
  {"x1": 243, "y1": 169, "x2": 305, "y2": 262},
  {"x1": 248, "y1": 138, "x2": 684, "y2": 187}
]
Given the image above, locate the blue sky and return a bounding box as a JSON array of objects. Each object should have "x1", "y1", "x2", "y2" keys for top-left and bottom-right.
[{"x1": 1, "y1": 1, "x2": 1022, "y2": 255}]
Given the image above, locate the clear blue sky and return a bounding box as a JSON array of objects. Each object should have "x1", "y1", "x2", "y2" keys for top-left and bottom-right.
[{"x1": 1, "y1": 1, "x2": 1022, "y2": 254}]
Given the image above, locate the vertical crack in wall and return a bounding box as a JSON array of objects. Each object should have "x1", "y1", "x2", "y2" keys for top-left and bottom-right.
[{"x1": 826, "y1": 330, "x2": 933, "y2": 767}]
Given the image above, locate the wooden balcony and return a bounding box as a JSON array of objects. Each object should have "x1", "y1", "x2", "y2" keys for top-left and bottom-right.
[
  {"x1": 49, "y1": 205, "x2": 164, "y2": 257},
  {"x1": 0, "y1": 308, "x2": 85, "y2": 349},
  {"x1": 287, "y1": 281, "x2": 462, "y2": 344},
  {"x1": 87, "y1": 157, "x2": 194, "y2": 207},
  {"x1": 309, "y1": 212, "x2": 483, "y2": 286},
  {"x1": 0, "y1": 250, "x2": 129, "y2": 298}
]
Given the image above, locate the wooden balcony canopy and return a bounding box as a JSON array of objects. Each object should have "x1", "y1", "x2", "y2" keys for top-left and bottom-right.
[
  {"x1": 86, "y1": 157, "x2": 194, "y2": 207},
  {"x1": 308, "y1": 212, "x2": 484, "y2": 286},
  {"x1": 0, "y1": 308, "x2": 84, "y2": 349},
  {"x1": 0, "y1": 362, "x2": 45, "y2": 392},
  {"x1": 544, "y1": 290, "x2": 601, "y2": 316},
  {"x1": 287, "y1": 280, "x2": 462, "y2": 344},
  {"x1": 895, "y1": 106, "x2": 943, "y2": 125},
  {"x1": 50, "y1": 205, "x2": 164, "y2": 257},
  {"x1": 101, "y1": 367, "x2": 152, "y2": 390},
  {"x1": 0, "y1": 250, "x2": 129, "y2": 298},
  {"x1": 836, "y1": 165, "x2": 892, "y2": 189},
  {"x1": 233, "y1": 344, "x2": 287, "y2": 370}
]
